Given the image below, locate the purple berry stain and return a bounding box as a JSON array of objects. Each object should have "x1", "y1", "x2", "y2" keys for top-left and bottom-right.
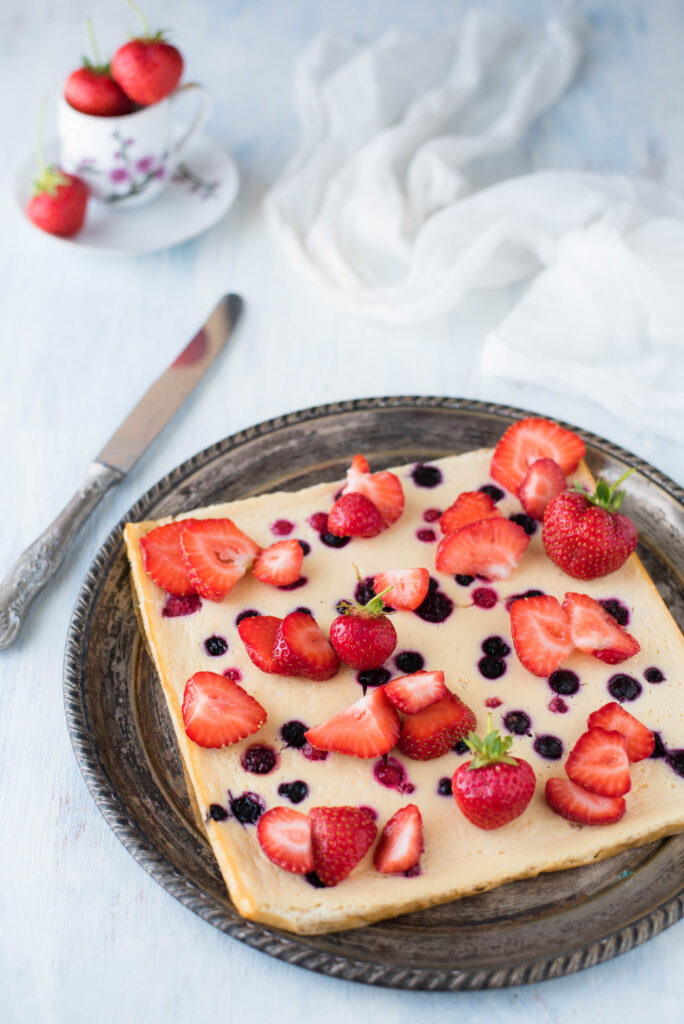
[
  {"x1": 395, "y1": 651, "x2": 424, "y2": 673},
  {"x1": 229, "y1": 791, "x2": 265, "y2": 825},
  {"x1": 455, "y1": 574, "x2": 474, "y2": 587},
  {"x1": 485, "y1": 696, "x2": 503, "y2": 709},
  {"x1": 278, "y1": 781, "x2": 309, "y2": 804},
  {"x1": 321, "y1": 532, "x2": 351, "y2": 549},
  {"x1": 438, "y1": 777, "x2": 453, "y2": 796},
  {"x1": 271, "y1": 518, "x2": 294, "y2": 536},
  {"x1": 599, "y1": 598, "x2": 630, "y2": 627},
  {"x1": 608, "y1": 674, "x2": 642, "y2": 702},
  {"x1": 223, "y1": 667, "x2": 242, "y2": 682},
  {"x1": 280, "y1": 720, "x2": 308, "y2": 748},
  {"x1": 278, "y1": 576, "x2": 308, "y2": 591},
  {"x1": 303, "y1": 743, "x2": 328, "y2": 762},
  {"x1": 482, "y1": 636, "x2": 511, "y2": 657},
  {"x1": 308, "y1": 512, "x2": 328, "y2": 534},
  {"x1": 297, "y1": 539, "x2": 311, "y2": 556},
  {"x1": 373, "y1": 756, "x2": 415, "y2": 794},
  {"x1": 241, "y1": 745, "x2": 278, "y2": 774},
  {"x1": 548, "y1": 696, "x2": 569, "y2": 714},
  {"x1": 504, "y1": 711, "x2": 531, "y2": 736},
  {"x1": 208, "y1": 803, "x2": 228, "y2": 821},
  {"x1": 358, "y1": 805, "x2": 378, "y2": 821},
  {"x1": 480, "y1": 484, "x2": 505, "y2": 503},
  {"x1": 423, "y1": 508, "x2": 442, "y2": 523},
  {"x1": 667, "y1": 750, "x2": 684, "y2": 779},
  {"x1": 479, "y1": 656, "x2": 506, "y2": 679},
  {"x1": 411, "y1": 463, "x2": 443, "y2": 488},
  {"x1": 236, "y1": 609, "x2": 260, "y2": 625},
  {"x1": 473, "y1": 587, "x2": 497, "y2": 609},
  {"x1": 204, "y1": 635, "x2": 228, "y2": 657},
  {"x1": 644, "y1": 667, "x2": 665, "y2": 683},
  {"x1": 509, "y1": 513, "x2": 537, "y2": 536},
  {"x1": 505, "y1": 589, "x2": 544, "y2": 612},
  {"x1": 533, "y1": 735, "x2": 563, "y2": 760},
  {"x1": 354, "y1": 576, "x2": 376, "y2": 605},
  {"x1": 162, "y1": 594, "x2": 201, "y2": 618},
  {"x1": 414, "y1": 579, "x2": 453, "y2": 623},
  {"x1": 416, "y1": 528, "x2": 436, "y2": 543},
  {"x1": 357, "y1": 667, "x2": 390, "y2": 693},
  {"x1": 548, "y1": 669, "x2": 580, "y2": 696}
]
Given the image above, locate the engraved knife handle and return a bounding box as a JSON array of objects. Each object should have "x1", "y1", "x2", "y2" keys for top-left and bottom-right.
[{"x1": 0, "y1": 462, "x2": 123, "y2": 650}]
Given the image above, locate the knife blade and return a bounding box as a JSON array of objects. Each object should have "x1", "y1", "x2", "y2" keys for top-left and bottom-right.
[{"x1": 0, "y1": 292, "x2": 243, "y2": 650}]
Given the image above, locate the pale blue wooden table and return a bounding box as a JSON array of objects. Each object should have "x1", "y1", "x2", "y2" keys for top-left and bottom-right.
[{"x1": 1, "y1": 1, "x2": 682, "y2": 1021}]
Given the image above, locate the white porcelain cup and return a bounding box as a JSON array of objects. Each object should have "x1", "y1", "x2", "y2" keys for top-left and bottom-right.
[{"x1": 57, "y1": 85, "x2": 213, "y2": 209}]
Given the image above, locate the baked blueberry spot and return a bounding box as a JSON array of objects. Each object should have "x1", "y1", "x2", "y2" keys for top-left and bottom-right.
[
  {"x1": 423, "y1": 508, "x2": 442, "y2": 522},
  {"x1": 608, "y1": 673, "x2": 642, "y2": 702},
  {"x1": 373, "y1": 756, "x2": 415, "y2": 794},
  {"x1": 455, "y1": 574, "x2": 475, "y2": 587},
  {"x1": 306, "y1": 871, "x2": 327, "y2": 888},
  {"x1": 453, "y1": 739, "x2": 469, "y2": 754},
  {"x1": 229, "y1": 792, "x2": 265, "y2": 825},
  {"x1": 548, "y1": 696, "x2": 569, "y2": 714},
  {"x1": 223, "y1": 667, "x2": 242, "y2": 682},
  {"x1": 473, "y1": 587, "x2": 497, "y2": 609},
  {"x1": 548, "y1": 669, "x2": 580, "y2": 696},
  {"x1": 478, "y1": 656, "x2": 506, "y2": 680},
  {"x1": 308, "y1": 512, "x2": 329, "y2": 534},
  {"x1": 358, "y1": 805, "x2": 378, "y2": 820},
  {"x1": 205, "y1": 635, "x2": 228, "y2": 657},
  {"x1": 417, "y1": 528, "x2": 437, "y2": 543},
  {"x1": 278, "y1": 576, "x2": 308, "y2": 591},
  {"x1": 236, "y1": 609, "x2": 260, "y2": 625},
  {"x1": 509, "y1": 512, "x2": 537, "y2": 536},
  {"x1": 438, "y1": 777, "x2": 453, "y2": 796},
  {"x1": 162, "y1": 594, "x2": 202, "y2": 617},
  {"x1": 651, "y1": 732, "x2": 667, "y2": 759},
  {"x1": 302, "y1": 743, "x2": 328, "y2": 762},
  {"x1": 482, "y1": 636, "x2": 510, "y2": 657},
  {"x1": 355, "y1": 576, "x2": 376, "y2": 605},
  {"x1": 280, "y1": 720, "x2": 308, "y2": 748},
  {"x1": 321, "y1": 532, "x2": 351, "y2": 548},
  {"x1": 667, "y1": 750, "x2": 684, "y2": 779},
  {"x1": 479, "y1": 484, "x2": 505, "y2": 502},
  {"x1": 295, "y1": 606, "x2": 312, "y2": 616},
  {"x1": 644, "y1": 666, "x2": 665, "y2": 683},
  {"x1": 505, "y1": 589, "x2": 544, "y2": 611},
  {"x1": 297, "y1": 539, "x2": 311, "y2": 556},
  {"x1": 411, "y1": 463, "x2": 442, "y2": 488},
  {"x1": 271, "y1": 518, "x2": 294, "y2": 536},
  {"x1": 208, "y1": 803, "x2": 228, "y2": 821},
  {"x1": 395, "y1": 651, "x2": 425, "y2": 674},
  {"x1": 504, "y1": 711, "x2": 531, "y2": 736},
  {"x1": 599, "y1": 598, "x2": 630, "y2": 627},
  {"x1": 485, "y1": 696, "x2": 503, "y2": 708},
  {"x1": 414, "y1": 587, "x2": 454, "y2": 623},
  {"x1": 428, "y1": 577, "x2": 438, "y2": 592},
  {"x1": 241, "y1": 745, "x2": 278, "y2": 774},
  {"x1": 534, "y1": 734, "x2": 563, "y2": 760},
  {"x1": 278, "y1": 781, "x2": 309, "y2": 804},
  {"x1": 357, "y1": 667, "x2": 391, "y2": 693}
]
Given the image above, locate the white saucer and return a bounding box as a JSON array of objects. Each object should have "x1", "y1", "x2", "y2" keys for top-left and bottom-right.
[{"x1": 15, "y1": 132, "x2": 240, "y2": 255}]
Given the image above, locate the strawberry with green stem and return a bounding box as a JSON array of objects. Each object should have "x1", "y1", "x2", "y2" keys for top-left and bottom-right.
[
  {"x1": 329, "y1": 582, "x2": 397, "y2": 670},
  {"x1": 64, "y1": 18, "x2": 136, "y2": 116},
  {"x1": 111, "y1": 0, "x2": 184, "y2": 106},
  {"x1": 452, "y1": 715, "x2": 536, "y2": 829},
  {"x1": 26, "y1": 103, "x2": 88, "y2": 238}
]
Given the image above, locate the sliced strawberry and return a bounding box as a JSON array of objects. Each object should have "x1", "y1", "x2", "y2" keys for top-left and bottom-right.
[
  {"x1": 309, "y1": 806, "x2": 377, "y2": 886},
  {"x1": 384, "y1": 670, "x2": 448, "y2": 714},
  {"x1": 510, "y1": 595, "x2": 573, "y2": 677},
  {"x1": 563, "y1": 592, "x2": 640, "y2": 665},
  {"x1": 273, "y1": 611, "x2": 340, "y2": 681},
  {"x1": 342, "y1": 454, "x2": 405, "y2": 526},
  {"x1": 237, "y1": 615, "x2": 282, "y2": 674},
  {"x1": 565, "y1": 727, "x2": 631, "y2": 797},
  {"x1": 373, "y1": 568, "x2": 430, "y2": 611},
  {"x1": 545, "y1": 776, "x2": 626, "y2": 825},
  {"x1": 140, "y1": 520, "x2": 198, "y2": 596},
  {"x1": 180, "y1": 518, "x2": 259, "y2": 601},
  {"x1": 491, "y1": 417, "x2": 585, "y2": 496},
  {"x1": 253, "y1": 539, "x2": 303, "y2": 587},
  {"x1": 256, "y1": 807, "x2": 314, "y2": 874},
  {"x1": 587, "y1": 702, "x2": 655, "y2": 763},
  {"x1": 435, "y1": 518, "x2": 529, "y2": 580},
  {"x1": 327, "y1": 493, "x2": 385, "y2": 538},
  {"x1": 439, "y1": 491, "x2": 501, "y2": 535},
  {"x1": 305, "y1": 687, "x2": 400, "y2": 758},
  {"x1": 374, "y1": 805, "x2": 423, "y2": 874},
  {"x1": 518, "y1": 458, "x2": 567, "y2": 521},
  {"x1": 398, "y1": 692, "x2": 476, "y2": 761},
  {"x1": 181, "y1": 671, "x2": 266, "y2": 748}
]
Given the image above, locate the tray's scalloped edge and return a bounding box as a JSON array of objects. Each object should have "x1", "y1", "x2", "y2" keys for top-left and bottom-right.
[{"x1": 63, "y1": 395, "x2": 684, "y2": 991}]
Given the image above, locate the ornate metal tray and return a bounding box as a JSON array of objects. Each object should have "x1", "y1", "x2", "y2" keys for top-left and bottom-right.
[{"x1": 63, "y1": 397, "x2": 684, "y2": 990}]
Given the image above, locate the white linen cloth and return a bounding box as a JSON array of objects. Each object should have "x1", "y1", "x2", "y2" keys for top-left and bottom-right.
[{"x1": 265, "y1": 11, "x2": 684, "y2": 440}]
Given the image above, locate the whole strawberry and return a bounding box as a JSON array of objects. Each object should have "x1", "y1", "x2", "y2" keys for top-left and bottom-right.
[
  {"x1": 452, "y1": 716, "x2": 536, "y2": 830},
  {"x1": 542, "y1": 471, "x2": 638, "y2": 580},
  {"x1": 329, "y1": 587, "x2": 397, "y2": 670},
  {"x1": 26, "y1": 105, "x2": 88, "y2": 238},
  {"x1": 64, "y1": 19, "x2": 135, "y2": 116},
  {"x1": 111, "y1": 4, "x2": 183, "y2": 106}
]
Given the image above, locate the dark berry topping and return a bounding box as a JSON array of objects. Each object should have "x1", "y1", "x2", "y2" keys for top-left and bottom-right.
[
  {"x1": 404, "y1": 864, "x2": 421, "y2": 878},
  {"x1": 271, "y1": 518, "x2": 294, "y2": 536},
  {"x1": 548, "y1": 696, "x2": 569, "y2": 714},
  {"x1": 333, "y1": 488, "x2": 344, "y2": 501},
  {"x1": 280, "y1": 720, "x2": 308, "y2": 748},
  {"x1": 414, "y1": 588, "x2": 454, "y2": 623},
  {"x1": 162, "y1": 594, "x2": 201, "y2": 618},
  {"x1": 354, "y1": 576, "x2": 376, "y2": 606},
  {"x1": 302, "y1": 743, "x2": 328, "y2": 762},
  {"x1": 423, "y1": 508, "x2": 442, "y2": 522},
  {"x1": 297, "y1": 539, "x2": 311, "y2": 556},
  {"x1": 308, "y1": 512, "x2": 329, "y2": 534},
  {"x1": 599, "y1": 598, "x2": 630, "y2": 627},
  {"x1": 241, "y1": 744, "x2": 278, "y2": 774},
  {"x1": 504, "y1": 711, "x2": 531, "y2": 736},
  {"x1": 534, "y1": 734, "x2": 563, "y2": 760},
  {"x1": 548, "y1": 669, "x2": 580, "y2": 696},
  {"x1": 453, "y1": 739, "x2": 469, "y2": 754},
  {"x1": 278, "y1": 781, "x2": 309, "y2": 804},
  {"x1": 608, "y1": 674, "x2": 642, "y2": 702},
  {"x1": 505, "y1": 589, "x2": 544, "y2": 611},
  {"x1": 485, "y1": 696, "x2": 503, "y2": 708},
  {"x1": 428, "y1": 576, "x2": 438, "y2": 592},
  {"x1": 479, "y1": 484, "x2": 505, "y2": 502},
  {"x1": 204, "y1": 635, "x2": 228, "y2": 657},
  {"x1": 482, "y1": 636, "x2": 510, "y2": 657},
  {"x1": 411, "y1": 463, "x2": 442, "y2": 488},
  {"x1": 509, "y1": 512, "x2": 537, "y2": 536},
  {"x1": 358, "y1": 805, "x2": 378, "y2": 820},
  {"x1": 295, "y1": 606, "x2": 312, "y2": 616},
  {"x1": 357, "y1": 667, "x2": 391, "y2": 692},
  {"x1": 208, "y1": 803, "x2": 228, "y2": 821},
  {"x1": 278, "y1": 576, "x2": 308, "y2": 591},
  {"x1": 455, "y1": 574, "x2": 475, "y2": 586},
  {"x1": 667, "y1": 750, "x2": 684, "y2": 779},
  {"x1": 306, "y1": 871, "x2": 327, "y2": 888},
  {"x1": 478, "y1": 656, "x2": 506, "y2": 680},
  {"x1": 321, "y1": 532, "x2": 351, "y2": 548},
  {"x1": 236, "y1": 609, "x2": 260, "y2": 625},
  {"x1": 644, "y1": 666, "x2": 665, "y2": 684},
  {"x1": 223, "y1": 667, "x2": 242, "y2": 682},
  {"x1": 472, "y1": 587, "x2": 497, "y2": 609},
  {"x1": 373, "y1": 756, "x2": 415, "y2": 794},
  {"x1": 650, "y1": 732, "x2": 667, "y2": 759},
  {"x1": 438, "y1": 777, "x2": 453, "y2": 796},
  {"x1": 229, "y1": 792, "x2": 265, "y2": 825},
  {"x1": 394, "y1": 650, "x2": 425, "y2": 674},
  {"x1": 416, "y1": 528, "x2": 437, "y2": 543}
]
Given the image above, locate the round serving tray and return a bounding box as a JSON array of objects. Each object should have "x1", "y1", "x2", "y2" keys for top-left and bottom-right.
[{"x1": 63, "y1": 396, "x2": 684, "y2": 991}]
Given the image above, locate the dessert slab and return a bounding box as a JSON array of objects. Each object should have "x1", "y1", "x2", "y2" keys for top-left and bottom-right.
[{"x1": 64, "y1": 397, "x2": 684, "y2": 990}]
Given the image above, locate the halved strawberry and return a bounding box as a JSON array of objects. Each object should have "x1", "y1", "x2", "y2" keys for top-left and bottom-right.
[
  {"x1": 373, "y1": 568, "x2": 430, "y2": 611},
  {"x1": 510, "y1": 594, "x2": 573, "y2": 677},
  {"x1": 140, "y1": 520, "x2": 198, "y2": 596},
  {"x1": 439, "y1": 491, "x2": 501, "y2": 535},
  {"x1": 398, "y1": 692, "x2": 476, "y2": 760},
  {"x1": 341, "y1": 454, "x2": 405, "y2": 526},
  {"x1": 374, "y1": 804, "x2": 423, "y2": 874},
  {"x1": 518, "y1": 458, "x2": 567, "y2": 521},
  {"x1": 563, "y1": 592, "x2": 640, "y2": 665},
  {"x1": 565, "y1": 727, "x2": 631, "y2": 797},
  {"x1": 274, "y1": 611, "x2": 340, "y2": 681},
  {"x1": 256, "y1": 807, "x2": 314, "y2": 874},
  {"x1": 384, "y1": 670, "x2": 448, "y2": 714},
  {"x1": 253, "y1": 539, "x2": 303, "y2": 587},
  {"x1": 180, "y1": 518, "x2": 259, "y2": 601},
  {"x1": 435, "y1": 518, "x2": 529, "y2": 580},
  {"x1": 304, "y1": 687, "x2": 400, "y2": 758},
  {"x1": 545, "y1": 776, "x2": 626, "y2": 825},
  {"x1": 237, "y1": 615, "x2": 282, "y2": 674},
  {"x1": 587, "y1": 702, "x2": 655, "y2": 762},
  {"x1": 309, "y1": 805, "x2": 377, "y2": 886},
  {"x1": 327, "y1": 493, "x2": 385, "y2": 538},
  {"x1": 491, "y1": 417, "x2": 585, "y2": 496},
  {"x1": 181, "y1": 671, "x2": 266, "y2": 748}
]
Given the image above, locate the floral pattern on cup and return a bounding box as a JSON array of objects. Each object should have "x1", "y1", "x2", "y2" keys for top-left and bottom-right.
[
  {"x1": 75, "y1": 131, "x2": 168, "y2": 203},
  {"x1": 172, "y1": 164, "x2": 220, "y2": 199}
]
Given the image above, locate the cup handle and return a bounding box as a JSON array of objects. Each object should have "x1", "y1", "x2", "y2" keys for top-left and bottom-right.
[{"x1": 170, "y1": 83, "x2": 213, "y2": 163}]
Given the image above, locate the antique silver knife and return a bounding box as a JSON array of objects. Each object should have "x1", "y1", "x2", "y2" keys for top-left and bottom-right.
[{"x1": 0, "y1": 292, "x2": 243, "y2": 650}]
